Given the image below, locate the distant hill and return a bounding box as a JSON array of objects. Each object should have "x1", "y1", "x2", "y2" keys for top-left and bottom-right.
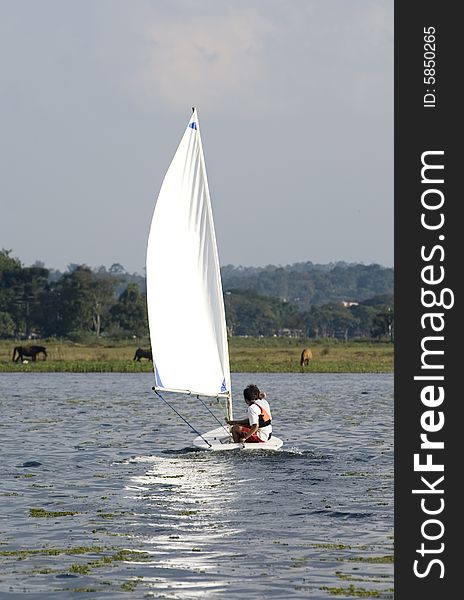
[{"x1": 220, "y1": 261, "x2": 393, "y2": 310}]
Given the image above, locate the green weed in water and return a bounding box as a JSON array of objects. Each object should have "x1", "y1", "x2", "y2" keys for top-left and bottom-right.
[
  {"x1": 313, "y1": 543, "x2": 353, "y2": 550},
  {"x1": 0, "y1": 546, "x2": 103, "y2": 558},
  {"x1": 319, "y1": 584, "x2": 394, "y2": 597},
  {"x1": 70, "y1": 563, "x2": 92, "y2": 575},
  {"x1": 29, "y1": 508, "x2": 79, "y2": 518},
  {"x1": 344, "y1": 555, "x2": 394, "y2": 564},
  {"x1": 336, "y1": 572, "x2": 393, "y2": 584},
  {"x1": 120, "y1": 579, "x2": 140, "y2": 592},
  {"x1": 290, "y1": 557, "x2": 309, "y2": 567},
  {"x1": 30, "y1": 568, "x2": 56, "y2": 574},
  {"x1": 76, "y1": 548, "x2": 151, "y2": 570}
]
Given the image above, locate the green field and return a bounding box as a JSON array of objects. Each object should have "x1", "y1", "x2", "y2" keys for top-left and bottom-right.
[{"x1": 0, "y1": 338, "x2": 393, "y2": 373}]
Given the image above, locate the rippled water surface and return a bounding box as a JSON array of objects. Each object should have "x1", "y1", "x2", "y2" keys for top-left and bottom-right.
[{"x1": 0, "y1": 373, "x2": 393, "y2": 599}]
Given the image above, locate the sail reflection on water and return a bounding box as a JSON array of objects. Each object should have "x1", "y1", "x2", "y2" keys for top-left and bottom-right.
[{"x1": 125, "y1": 454, "x2": 243, "y2": 581}]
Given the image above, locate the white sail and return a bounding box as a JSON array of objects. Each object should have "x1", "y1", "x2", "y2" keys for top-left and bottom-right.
[{"x1": 146, "y1": 109, "x2": 231, "y2": 401}]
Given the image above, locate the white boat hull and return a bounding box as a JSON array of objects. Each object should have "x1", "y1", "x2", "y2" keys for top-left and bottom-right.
[{"x1": 193, "y1": 426, "x2": 283, "y2": 451}]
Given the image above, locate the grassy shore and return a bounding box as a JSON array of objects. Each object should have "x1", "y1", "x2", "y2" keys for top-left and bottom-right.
[{"x1": 0, "y1": 338, "x2": 393, "y2": 373}]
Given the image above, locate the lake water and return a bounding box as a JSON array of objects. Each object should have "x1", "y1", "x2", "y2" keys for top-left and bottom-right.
[{"x1": 0, "y1": 373, "x2": 393, "y2": 599}]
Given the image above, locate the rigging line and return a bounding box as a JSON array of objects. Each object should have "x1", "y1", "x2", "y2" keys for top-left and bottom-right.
[
  {"x1": 153, "y1": 389, "x2": 212, "y2": 448},
  {"x1": 196, "y1": 395, "x2": 232, "y2": 438}
]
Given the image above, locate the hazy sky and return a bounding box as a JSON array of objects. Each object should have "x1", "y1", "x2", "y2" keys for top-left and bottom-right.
[{"x1": 0, "y1": 0, "x2": 393, "y2": 274}]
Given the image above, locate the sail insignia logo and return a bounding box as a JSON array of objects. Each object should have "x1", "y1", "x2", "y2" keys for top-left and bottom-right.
[{"x1": 189, "y1": 122, "x2": 197, "y2": 130}]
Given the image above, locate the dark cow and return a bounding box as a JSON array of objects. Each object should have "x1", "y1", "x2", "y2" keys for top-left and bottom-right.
[
  {"x1": 12, "y1": 345, "x2": 47, "y2": 362},
  {"x1": 133, "y1": 347, "x2": 153, "y2": 362},
  {"x1": 300, "y1": 348, "x2": 312, "y2": 366}
]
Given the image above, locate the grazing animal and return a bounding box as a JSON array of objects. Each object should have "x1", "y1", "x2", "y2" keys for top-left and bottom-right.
[
  {"x1": 133, "y1": 347, "x2": 153, "y2": 362},
  {"x1": 12, "y1": 345, "x2": 47, "y2": 363},
  {"x1": 300, "y1": 348, "x2": 312, "y2": 366}
]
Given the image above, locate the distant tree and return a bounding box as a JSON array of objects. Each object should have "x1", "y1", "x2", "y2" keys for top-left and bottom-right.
[
  {"x1": 362, "y1": 293, "x2": 394, "y2": 308},
  {"x1": 0, "y1": 251, "x2": 22, "y2": 337},
  {"x1": 66, "y1": 263, "x2": 86, "y2": 273},
  {"x1": 329, "y1": 306, "x2": 358, "y2": 341},
  {"x1": 349, "y1": 304, "x2": 379, "y2": 337},
  {"x1": 31, "y1": 260, "x2": 46, "y2": 269},
  {"x1": 109, "y1": 263, "x2": 126, "y2": 275},
  {"x1": 224, "y1": 289, "x2": 304, "y2": 337},
  {"x1": 109, "y1": 283, "x2": 148, "y2": 338},
  {"x1": 371, "y1": 307, "x2": 394, "y2": 341},
  {"x1": 306, "y1": 305, "x2": 332, "y2": 339},
  {"x1": 0, "y1": 266, "x2": 49, "y2": 338},
  {"x1": 306, "y1": 303, "x2": 358, "y2": 340},
  {"x1": 0, "y1": 249, "x2": 21, "y2": 272},
  {"x1": 42, "y1": 266, "x2": 116, "y2": 337},
  {"x1": 0, "y1": 312, "x2": 15, "y2": 338},
  {"x1": 305, "y1": 297, "x2": 395, "y2": 341}
]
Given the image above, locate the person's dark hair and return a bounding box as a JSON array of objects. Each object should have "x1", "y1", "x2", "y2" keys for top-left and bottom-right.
[{"x1": 243, "y1": 384, "x2": 260, "y2": 402}]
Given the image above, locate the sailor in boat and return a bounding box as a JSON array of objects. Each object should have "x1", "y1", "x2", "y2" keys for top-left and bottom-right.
[{"x1": 226, "y1": 384, "x2": 272, "y2": 444}]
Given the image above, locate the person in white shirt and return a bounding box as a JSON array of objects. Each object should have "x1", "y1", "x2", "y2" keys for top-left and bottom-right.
[{"x1": 226, "y1": 384, "x2": 272, "y2": 443}]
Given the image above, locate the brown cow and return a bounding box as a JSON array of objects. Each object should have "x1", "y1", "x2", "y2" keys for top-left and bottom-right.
[{"x1": 300, "y1": 348, "x2": 312, "y2": 366}]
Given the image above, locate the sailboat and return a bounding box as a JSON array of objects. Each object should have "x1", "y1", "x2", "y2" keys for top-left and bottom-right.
[{"x1": 146, "y1": 108, "x2": 283, "y2": 451}]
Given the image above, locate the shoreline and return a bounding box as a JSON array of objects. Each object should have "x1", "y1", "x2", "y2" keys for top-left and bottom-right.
[{"x1": 1, "y1": 339, "x2": 393, "y2": 374}]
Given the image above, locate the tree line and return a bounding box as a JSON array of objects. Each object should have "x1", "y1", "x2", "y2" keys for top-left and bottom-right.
[
  {"x1": 0, "y1": 250, "x2": 147, "y2": 341},
  {"x1": 0, "y1": 250, "x2": 393, "y2": 341},
  {"x1": 221, "y1": 261, "x2": 393, "y2": 310},
  {"x1": 224, "y1": 289, "x2": 393, "y2": 340}
]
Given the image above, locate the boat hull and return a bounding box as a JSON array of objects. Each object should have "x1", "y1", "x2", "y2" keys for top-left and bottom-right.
[{"x1": 193, "y1": 426, "x2": 283, "y2": 451}]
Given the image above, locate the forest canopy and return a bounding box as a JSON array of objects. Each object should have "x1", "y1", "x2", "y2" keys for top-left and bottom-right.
[{"x1": 0, "y1": 250, "x2": 393, "y2": 341}]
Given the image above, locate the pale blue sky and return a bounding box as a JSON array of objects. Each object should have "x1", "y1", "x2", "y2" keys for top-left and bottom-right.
[{"x1": 0, "y1": 0, "x2": 393, "y2": 273}]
